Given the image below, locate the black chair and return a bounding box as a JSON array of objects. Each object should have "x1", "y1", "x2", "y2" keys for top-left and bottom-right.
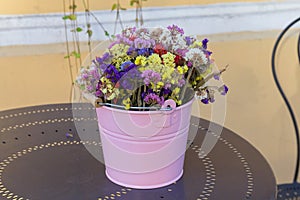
[{"x1": 273, "y1": 17, "x2": 300, "y2": 200}]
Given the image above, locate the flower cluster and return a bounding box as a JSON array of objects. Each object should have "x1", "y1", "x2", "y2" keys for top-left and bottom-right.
[{"x1": 76, "y1": 25, "x2": 228, "y2": 109}]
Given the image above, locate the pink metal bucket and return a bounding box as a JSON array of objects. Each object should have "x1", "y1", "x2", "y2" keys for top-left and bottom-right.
[{"x1": 96, "y1": 99, "x2": 194, "y2": 189}]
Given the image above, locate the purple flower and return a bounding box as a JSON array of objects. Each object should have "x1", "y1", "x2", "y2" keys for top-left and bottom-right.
[
  {"x1": 117, "y1": 34, "x2": 134, "y2": 46},
  {"x1": 87, "y1": 85, "x2": 94, "y2": 92},
  {"x1": 201, "y1": 98, "x2": 209, "y2": 104},
  {"x1": 208, "y1": 96, "x2": 215, "y2": 103},
  {"x1": 127, "y1": 47, "x2": 137, "y2": 56},
  {"x1": 90, "y1": 69, "x2": 100, "y2": 80},
  {"x1": 176, "y1": 49, "x2": 189, "y2": 57},
  {"x1": 204, "y1": 49, "x2": 212, "y2": 57},
  {"x1": 99, "y1": 63, "x2": 109, "y2": 72},
  {"x1": 94, "y1": 52, "x2": 112, "y2": 72},
  {"x1": 144, "y1": 93, "x2": 164, "y2": 105},
  {"x1": 167, "y1": 24, "x2": 184, "y2": 35},
  {"x1": 164, "y1": 83, "x2": 172, "y2": 89},
  {"x1": 178, "y1": 78, "x2": 186, "y2": 87},
  {"x1": 160, "y1": 88, "x2": 172, "y2": 96},
  {"x1": 108, "y1": 41, "x2": 119, "y2": 49},
  {"x1": 185, "y1": 36, "x2": 192, "y2": 46},
  {"x1": 202, "y1": 38, "x2": 209, "y2": 49},
  {"x1": 104, "y1": 65, "x2": 122, "y2": 83},
  {"x1": 119, "y1": 68, "x2": 141, "y2": 90},
  {"x1": 219, "y1": 85, "x2": 229, "y2": 95},
  {"x1": 95, "y1": 83, "x2": 104, "y2": 97},
  {"x1": 134, "y1": 38, "x2": 155, "y2": 49},
  {"x1": 142, "y1": 89, "x2": 154, "y2": 99},
  {"x1": 213, "y1": 74, "x2": 220, "y2": 80},
  {"x1": 120, "y1": 61, "x2": 136, "y2": 71},
  {"x1": 82, "y1": 73, "x2": 89, "y2": 79},
  {"x1": 109, "y1": 34, "x2": 134, "y2": 48},
  {"x1": 141, "y1": 70, "x2": 161, "y2": 85},
  {"x1": 137, "y1": 48, "x2": 154, "y2": 56}
]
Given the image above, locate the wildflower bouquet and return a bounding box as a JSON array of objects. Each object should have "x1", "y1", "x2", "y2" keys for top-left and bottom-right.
[{"x1": 76, "y1": 25, "x2": 228, "y2": 110}]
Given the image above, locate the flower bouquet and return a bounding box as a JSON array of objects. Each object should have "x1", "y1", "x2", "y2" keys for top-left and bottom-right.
[{"x1": 75, "y1": 25, "x2": 227, "y2": 189}]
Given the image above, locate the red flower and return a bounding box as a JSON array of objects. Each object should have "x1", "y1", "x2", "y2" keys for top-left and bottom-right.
[
  {"x1": 129, "y1": 36, "x2": 136, "y2": 41},
  {"x1": 174, "y1": 54, "x2": 185, "y2": 66},
  {"x1": 154, "y1": 44, "x2": 167, "y2": 56}
]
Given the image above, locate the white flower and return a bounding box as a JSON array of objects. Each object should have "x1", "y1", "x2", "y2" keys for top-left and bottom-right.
[
  {"x1": 185, "y1": 48, "x2": 208, "y2": 64},
  {"x1": 171, "y1": 35, "x2": 188, "y2": 51}
]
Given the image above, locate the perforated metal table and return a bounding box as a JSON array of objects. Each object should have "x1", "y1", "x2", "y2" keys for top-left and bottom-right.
[{"x1": 0, "y1": 103, "x2": 276, "y2": 200}]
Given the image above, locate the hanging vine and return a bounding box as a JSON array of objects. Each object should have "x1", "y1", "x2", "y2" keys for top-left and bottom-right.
[{"x1": 62, "y1": 0, "x2": 146, "y2": 99}]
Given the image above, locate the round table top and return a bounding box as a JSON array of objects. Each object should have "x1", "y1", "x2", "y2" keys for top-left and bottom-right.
[{"x1": 0, "y1": 103, "x2": 276, "y2": 200}]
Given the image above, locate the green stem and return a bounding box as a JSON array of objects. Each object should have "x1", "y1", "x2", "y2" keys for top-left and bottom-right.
[
  {"x1": 137, "y1": 87, "x2": 142, "y2": 108},
  {"x1": 114, "y1": 0, "x2": 124, "y2": 34},
  {"x1": 197, "y1": 65, "x2": 228, "y2": 87},
  {"x1": 139, "y1": 0, "x2": 144, "y2": 26},
  {"x1": 63, "y1": 0, "x2": 74, "y2": 85},
  {"x1": 82, "y1": 0, "x2": 92, "y2": 60},
  {"x1": 180, "y1": 66, "x2": 195, "y2": 102},
  {"x1": 89, "y1": 12, "x2": 111, "y2": 40}
]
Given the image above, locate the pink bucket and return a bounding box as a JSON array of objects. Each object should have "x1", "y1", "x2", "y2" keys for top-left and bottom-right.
[{"x1": 96, "y1": 99, "x2": 194, "y2": 189}]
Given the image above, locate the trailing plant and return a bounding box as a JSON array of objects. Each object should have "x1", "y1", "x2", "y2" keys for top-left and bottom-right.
[{"x1": 62, "y1": 0, "x2": 147, "y2": 93}]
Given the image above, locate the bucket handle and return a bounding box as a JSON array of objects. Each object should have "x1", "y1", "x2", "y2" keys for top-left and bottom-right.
[{"x1": 95, "y1": 99, "x2": 173, "y2": 111}]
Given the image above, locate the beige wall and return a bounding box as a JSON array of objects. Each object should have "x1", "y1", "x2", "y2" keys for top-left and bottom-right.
[
  {"x1": 1, "y1": 0, "x2": 270, "y2": 15},
  {"x1": 1, "y1": 0, "x2": 299, "y2": 185}
]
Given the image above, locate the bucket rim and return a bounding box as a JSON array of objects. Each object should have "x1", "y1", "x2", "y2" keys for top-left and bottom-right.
[{"x1": 96, "y1": 97, "x2": 194, "y2": 114}]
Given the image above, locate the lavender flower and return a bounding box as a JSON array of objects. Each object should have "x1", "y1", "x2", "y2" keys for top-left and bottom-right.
[
  {"x1": 167, "y1": 24, "x2": 184, "y2": 35},
  {"x1": 185, "y1": 36, "x2": 193, "y2": 46},
  {"x1": 141, "y1": 70, "x2": 161, "y2": 85},
  {"x1": 94, "y1": 52, "x2": 112, "y2": 72},
  {"x1": 110, "y1": 34, "x2": 134, "y2": 47},
  {"x1": 134, "y1": 38, "x2": 155, "y2": 49},
  {"x1": 127, "y1": 47, "x2": 137, "y2": 56},
  {"x1": 82, "y1": 73, "x2": 89, "y2": 79},
  {"x1": 119, "y1": 68, "x2": 141, "y2": 90},
  {"x1": 178, "y1": 78, "x2": 186, "y2": 87},
  {"x1": 95, "y1": 85, "x2": 103, "y2": 97},
  {"x1": 213, "y1": 74, "x2": 220, "y2": 80},
  {"x1": 144, "y1": 93, "x2": 164, "y2": 105}
]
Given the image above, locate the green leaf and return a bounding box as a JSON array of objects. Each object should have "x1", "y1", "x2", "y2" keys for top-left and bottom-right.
[
  {"x1": 64, "y1": 55, "x2": 70, "y2": 59},
  {"x1": 105, "y1": 31, "x2": 110, "y2": 36},
  {"x1": 69, "y1": 4, "x2": 77, "y2": 10},
  {"x1": 130, "y1": 0, "x2": 138, "y2": 6},
  {"x1": 69, "y1": 14, "x2": 77, "y2": 20},
  {"x1": 80, "y1": 85, "x2": 85, "y2": 90},
  {"x1": 120, "y1": 7, "x2": 127, "y2": 10},
  {"x1": 76, "y1": 27, "x2": 83, "y2": 32},
  {"x1": 74, "y1": 53, "x2": 81, "y2": 58},
  {"x1": 71, "y1": 51, "x2": 81, "y2": 58},
  {"x1": 62, "y1": 15, "x2": 69, "y2": 20},
  {"x1": 87, "y1": 23, "x2": 91, "y2": 29},
  {"x1": 111, "y1": 3, "x2": 117, "y2": 11},
  {"x1": 87, "y1": 30, "x2": 93, "y2": 37}
]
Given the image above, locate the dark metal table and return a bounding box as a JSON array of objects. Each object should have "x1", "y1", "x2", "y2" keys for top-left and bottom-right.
[{"x1": 0, "y1": 103, "x2": 276, "y2": 200}]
